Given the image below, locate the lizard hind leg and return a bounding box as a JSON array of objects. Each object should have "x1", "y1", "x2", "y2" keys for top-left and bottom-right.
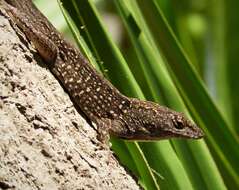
[
  {"x1": 4, "y1": 2, "x2": 58, "y2": 64},
  {"x1": 26, "y1": 30, "x2": 58, "y2": 64}
]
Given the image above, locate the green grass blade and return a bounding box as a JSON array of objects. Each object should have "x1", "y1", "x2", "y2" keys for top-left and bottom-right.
[
  {"x1": 115, "y1": 1, "x2": 227, "y2": 189},
  {"x1": 140, "y1": 142, "x2": 194, "y2": 190},
  {"x1": 57, "y1": 0, "x2": 100, "y2": 70},
  {"x1": 224, "y1": 0, "x2": 239, "y2": 134},
  {"x1": 126, "y1": 142, "x2": 160, "y2": 190},
  {"x1": 136, "y1": 0, "x2": 239, "y2": 187},
  {"x1": 206, "y1": 0, "x2": 233, "y2": 128}
]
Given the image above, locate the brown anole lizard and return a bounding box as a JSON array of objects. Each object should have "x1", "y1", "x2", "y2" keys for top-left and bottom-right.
[{"x1": 1, "y1": 0, "x2": 204, "y2": 143}]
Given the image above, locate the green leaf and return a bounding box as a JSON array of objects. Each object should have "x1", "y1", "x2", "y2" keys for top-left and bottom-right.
[
  {"x1": 136, "y1": 0, "x2": 239, "y2": 187},
  {"x1": 114, "y1": 1, "x2": 226, "y2": 189}
]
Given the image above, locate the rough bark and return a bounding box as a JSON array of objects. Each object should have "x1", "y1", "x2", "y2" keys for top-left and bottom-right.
[{"x1": 0, "y1": 10, "x2": 140, "y2": 190}]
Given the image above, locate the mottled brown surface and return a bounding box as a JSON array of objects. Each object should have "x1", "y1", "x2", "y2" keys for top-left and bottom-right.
[{"x1": 0, "y1": 10, "x2": 140, "y2": 190}]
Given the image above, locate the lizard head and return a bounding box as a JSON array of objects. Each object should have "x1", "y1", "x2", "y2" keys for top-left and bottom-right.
[{"x1": 119, "y1": 98, "x2": 204, "y2": 141}]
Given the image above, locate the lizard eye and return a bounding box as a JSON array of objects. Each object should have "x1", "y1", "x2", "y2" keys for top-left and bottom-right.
[{"x1": 174, "y1": 121, "x2": 184, "y2": 130}]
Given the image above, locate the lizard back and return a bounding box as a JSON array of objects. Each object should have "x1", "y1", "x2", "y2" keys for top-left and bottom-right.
[{"x1": 5, "y1": 0, "x2": 130, "y2": 121}]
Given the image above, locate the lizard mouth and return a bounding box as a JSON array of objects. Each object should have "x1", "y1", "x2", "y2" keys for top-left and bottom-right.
[
  {"x1": 174, "y1": 125, "x2": 204, "y2": 139},
  {"x1": 117, "y1": 123, "x2": 204, "y2": 141}
]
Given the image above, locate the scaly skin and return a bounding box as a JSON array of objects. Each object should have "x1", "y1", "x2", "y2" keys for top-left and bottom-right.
[{"x1": 2, "y1": 0, "x2": 204, "y2": 142}]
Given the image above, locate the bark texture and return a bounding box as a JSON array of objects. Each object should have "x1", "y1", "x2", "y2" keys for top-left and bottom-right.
[{"x1": 0, "y1": 10, "x2": 140, "y2": 190}]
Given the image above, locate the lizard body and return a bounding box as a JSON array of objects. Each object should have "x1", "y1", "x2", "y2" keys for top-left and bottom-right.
[{"x1": 2, "y1": 0, "x2": 204, "y2": 142}]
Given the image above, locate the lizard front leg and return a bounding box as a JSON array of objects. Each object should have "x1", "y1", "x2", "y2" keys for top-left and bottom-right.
[
  {"x1": 3, "y1": 2, "x2": 57, "y2": 63},
  {"x1": 94, "y1": 118, "x2": 127, "y2": 145}
]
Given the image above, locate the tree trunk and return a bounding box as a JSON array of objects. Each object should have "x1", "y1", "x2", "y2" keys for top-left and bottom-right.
[{"x1": 0, "y1": 9, "x2": 140, "y2": 190}]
